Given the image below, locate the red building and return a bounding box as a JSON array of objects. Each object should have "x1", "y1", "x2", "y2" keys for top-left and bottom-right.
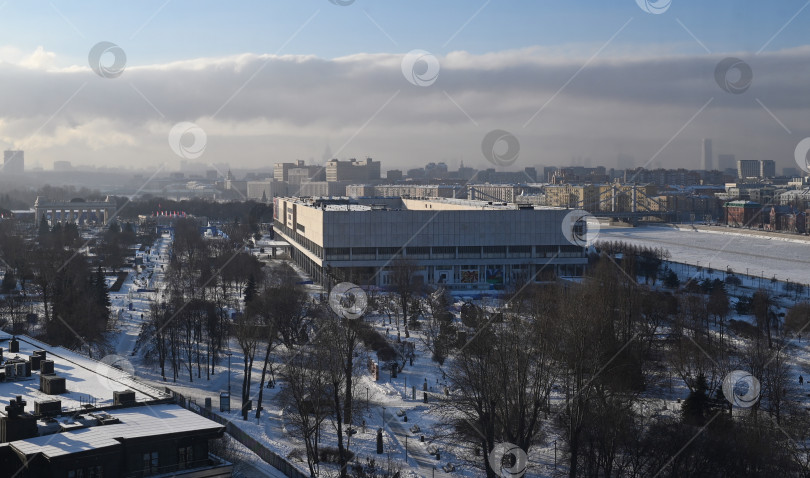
[{"x1": 724, "y1": 200, "x2": 763, "y2": 227}]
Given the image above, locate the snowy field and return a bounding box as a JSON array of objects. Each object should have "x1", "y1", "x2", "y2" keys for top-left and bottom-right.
[{"x1": 599, "y1": 225, "x2": 810, "y2": 286}]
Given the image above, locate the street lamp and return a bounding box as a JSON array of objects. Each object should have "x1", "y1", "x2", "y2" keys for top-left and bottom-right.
[{"x1": 226, "y1": 351, "x2": 233, "y2": 394}]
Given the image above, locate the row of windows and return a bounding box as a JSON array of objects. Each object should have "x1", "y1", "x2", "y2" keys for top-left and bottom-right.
[
  {"x1": 275, "y1": 220, "x2": 323, "y2": 258},
  {"x1": 375, "y1": 263, "x2": 585, "y2": 285},
  {"x1": 66, "y1": 445, "x2": 194, "y2": 478},
  {"x1": 323, "y1": 245, "x2": 584, "y2": 260},
  {"x1": 68, "y1": 466, "x2": 103, "y2": 478}
]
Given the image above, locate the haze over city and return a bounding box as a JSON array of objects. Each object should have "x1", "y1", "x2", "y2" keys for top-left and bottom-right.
[{"x1": 0, "y1": 0, "x2": 809, "y2": 172}]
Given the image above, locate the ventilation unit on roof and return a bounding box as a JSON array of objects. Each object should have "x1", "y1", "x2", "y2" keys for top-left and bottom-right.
[
  {"x1": 40, "y1": 359, "x2": 54, "y2": 374},
  {"x1": 29, "y1": 354, "x2": 42, "y2": 371},
  {"x1": 34, "y1": 400, "x2": 61, "y2": 417},
  {"x1": 40, "y1": 374, "x2": 66, "y2": 395},
  {"x1": 113, "y1": 390, "x2": 136, "y2": 406}
]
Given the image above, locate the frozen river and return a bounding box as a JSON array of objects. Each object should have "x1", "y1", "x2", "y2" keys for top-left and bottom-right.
[{"x1": 598, "y1": 225, "x2": 810, "y2": 286}]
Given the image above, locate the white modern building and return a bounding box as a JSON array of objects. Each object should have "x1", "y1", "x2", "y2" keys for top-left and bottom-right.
[
  {"x1": 273, "y1": 196, "x2": 588, "y2": 289},
  {"x1": 247, "y1": 180, "x2": 288, "y2": 202},
  {"x1": 702, "y1": 139, "x2": 712, "y2": 171},
  {"x1": 737, "y1": 159, "x2": 776, "y2": 179}
]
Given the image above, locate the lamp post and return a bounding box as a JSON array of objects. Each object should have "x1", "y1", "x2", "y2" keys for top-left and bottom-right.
[{"x1": 226, "y1": 351, "x2": 233, "y2": 394}]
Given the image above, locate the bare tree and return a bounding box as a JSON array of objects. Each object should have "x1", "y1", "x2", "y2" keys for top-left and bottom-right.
[
  {"x1": 753, "y1": 288, "x2": 776, "y2": 348},
  {"x1": 278, "y1": 349, "x2": 331, "y2": 478},
  {"x1": 236, "y1": 307, "x2": 260, "y2": 420},
  {"x1": 439, "y1": 300, "x2": 556, "y2": 477},
  {"x1": 251, "y1": 269, "x2": 308, "y2": 419},
  {"x1": 388, "y1": 257, "x2": 422, "y2": 329}
]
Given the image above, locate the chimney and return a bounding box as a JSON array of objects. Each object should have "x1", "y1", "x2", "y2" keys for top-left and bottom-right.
[{"x1": 0, "y1": 396, "x2": 38, "y2": 441}]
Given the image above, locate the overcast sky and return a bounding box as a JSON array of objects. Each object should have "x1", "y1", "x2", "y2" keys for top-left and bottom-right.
[{"x1": 1, "y1": 0, "x2": 809, "y2": 173}]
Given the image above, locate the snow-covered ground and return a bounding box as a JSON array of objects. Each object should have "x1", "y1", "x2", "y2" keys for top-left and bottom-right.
[
  {"x1": 104, "y1": 224, "x2": 810, "y2": 478},
  {"x1": 599, "y1": 224, "x2": 810, "y2": 286}
]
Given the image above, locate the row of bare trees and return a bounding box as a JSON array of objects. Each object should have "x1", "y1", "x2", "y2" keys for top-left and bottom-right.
[{"x1": 137, "y1": 218, "x2": 263, "y2": 383}]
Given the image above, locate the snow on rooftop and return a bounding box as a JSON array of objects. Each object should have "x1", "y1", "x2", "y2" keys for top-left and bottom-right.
[
  {"x1": 12, "y1": 426, "x2": 120, "y2": 457},
  {"x1": 324, "y1": 204, "x2": 372, "y2": 211},
  {"x1": 0, "y1": 335, "x2": 169, "y2": 414},
  {"x1": 10, "y1": 404, "x2": 222, "y2": 458}
]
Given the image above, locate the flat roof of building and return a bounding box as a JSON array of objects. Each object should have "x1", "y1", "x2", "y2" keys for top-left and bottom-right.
[
  {"x1": 9, "y1": 404, "x2": 222, "y2": 459},
  {"x1": 0, "y1": 335, "x2": 168, "y2": 414},
  {"x1": 281, "y1": 196, "x2": 564, "y2": 211}
]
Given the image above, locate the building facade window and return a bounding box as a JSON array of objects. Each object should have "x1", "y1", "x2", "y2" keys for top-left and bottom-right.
[
  {"x1": 458, "y1": 246, "x2": 480, "y2": 258},
  {"x1": 143, "y1": 451, "x2": 159, "y2": 474},
  {"x1": 405, "y1": 246, "x2": 430, "y2": 258},
  {"x1": 431, "y1": 246, "x2": 455, "y2": 259},
  {"x1": 178, "y1": 445, "x2": 193, "y2": 469},
  {"x1": 325, "y1": 247, "x2": 350, "y2": 260},
  {"x1": 377, "y1": 247, "x2": 401, "y2": 259},
  {"x1": 535, "y1": 245, "x2": 558, "y2": 257},
  {"x1": 483, "y1": 246, "x2": 506, "y2": 258},
  {"x1": 351, "y1": 247, "x2": 376, "y2": 259},
  {"x1": 508, "y1": 245, "x2": 532, "y2": 257}
]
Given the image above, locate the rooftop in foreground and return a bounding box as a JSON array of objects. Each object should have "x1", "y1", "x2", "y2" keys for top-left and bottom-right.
[
  {"x1": 9, "y1": 404, "x2": 222, "y2": 459},
  {"x1": 0, "y1": 334, "x2": 169, "y2": 416}
]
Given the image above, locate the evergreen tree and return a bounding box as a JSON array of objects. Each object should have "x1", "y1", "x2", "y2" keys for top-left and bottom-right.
[
  {"x1": 1, "y1": 270, "x2": 16, "y2": 291},
  {"x1": 38, "y1": 216, "x2": 50, "y2": 237},
  {"x1": 244, "y1": 274, "x2": 257, "y2": 304},
  {"x1": 681, "y1": 373, "x2": 712, "y2": 426},
  {"x1": 663, "y1": 269, "x2": 680, "y2": 289},
  {"x1": 95, "y1": 266, "x2": 111, "y2": 311}
]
